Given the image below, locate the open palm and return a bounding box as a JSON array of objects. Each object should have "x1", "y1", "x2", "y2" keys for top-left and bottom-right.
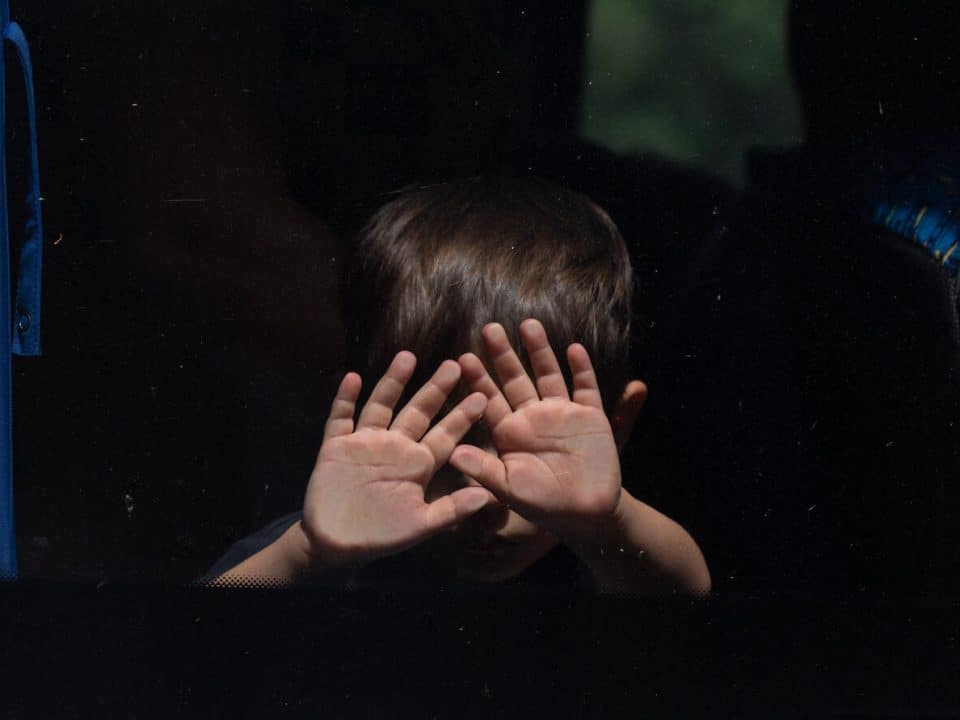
[
  {"x1": 449, "y1": 320, "x2": 622, "y2": 538},
  {"x1": 303, "y1": 353, "x2": 492, "y2": 567}
]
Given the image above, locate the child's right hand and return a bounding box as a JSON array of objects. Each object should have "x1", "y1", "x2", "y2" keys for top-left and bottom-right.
[{"x1": 299, "y1": 351, "x2": 495, "y2": 569}]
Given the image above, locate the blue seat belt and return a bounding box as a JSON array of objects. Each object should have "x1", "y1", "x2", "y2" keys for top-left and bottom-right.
[{"x1": 0, "y1": 0, "x2": 44, "y2": 580}]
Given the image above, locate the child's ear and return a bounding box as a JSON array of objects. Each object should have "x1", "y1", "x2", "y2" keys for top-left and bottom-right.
[{"x1": 610, "y1": 380, "x2": 648, "y2": 453}]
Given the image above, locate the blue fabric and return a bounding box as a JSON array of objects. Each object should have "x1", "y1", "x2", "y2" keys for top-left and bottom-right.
[
  {"x1": 0, "y1": 1, "x2": 44, "y2": 580},
  {"x1": 862, "y1": 143, "x2": 960, "y2": 279}
]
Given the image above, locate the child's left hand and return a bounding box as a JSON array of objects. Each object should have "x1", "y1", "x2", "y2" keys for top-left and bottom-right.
[{"x1": 449, "y1": 319, "x2": 622, "y2": 542}]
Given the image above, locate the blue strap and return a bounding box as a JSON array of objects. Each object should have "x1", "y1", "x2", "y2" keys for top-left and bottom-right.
[
  {"x1": 6, "y1": 22, "x2": 42, "y2": 357},
  {"x1": 0, "y1": 16, "x2": 43, "y2": 580}
]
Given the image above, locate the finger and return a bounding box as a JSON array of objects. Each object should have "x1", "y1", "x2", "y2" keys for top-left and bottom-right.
[
  {"x1": 448, "y1": 444, "x2": 511, "y2": 502},
  {"x1": 389, "y1": 360, "x2": 461, "y2": 441},
  {"x1": 481, "y1": 322, "x2": 540, "y2": 410},
  {"x1": 420, "y1": 392, "x2": 487, "y2": 470},
  {"x1": 419, "y1": 486, "x2": 495, "y2": 535},
  {"x1": 519, "y1": 318, "x2": 569, "y2": 400},
  {"x1": 322, "y1": 372, "x2": 362, "y2": 441},
  {"x1": 567, "y1": 343, "x2": 604, "y2": 410},
  {"x1": 457, "y1": 352, "x2": 513, "y2": 429},
  {"x1": 355, "y1": 351, "x2": 417, "y2": 430}
]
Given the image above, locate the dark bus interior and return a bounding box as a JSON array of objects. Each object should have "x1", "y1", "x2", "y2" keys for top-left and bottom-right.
[{"x1": 3, "y1": 1, "x2": 960, "y2": 715}]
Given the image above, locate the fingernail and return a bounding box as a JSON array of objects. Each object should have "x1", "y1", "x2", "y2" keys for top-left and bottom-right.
[{"x1": 466, "y1": 393, "x2": 486, "y2": 415}]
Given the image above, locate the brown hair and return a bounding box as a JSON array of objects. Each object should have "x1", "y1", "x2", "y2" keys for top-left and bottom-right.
[{"x1": 343, "y1": 176, "x2": 634, "y2": 418}]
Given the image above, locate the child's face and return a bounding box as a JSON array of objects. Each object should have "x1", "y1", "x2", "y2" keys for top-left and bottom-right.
[{"x1": 425, "y1": 445, "x2": 559, "y2": 582}]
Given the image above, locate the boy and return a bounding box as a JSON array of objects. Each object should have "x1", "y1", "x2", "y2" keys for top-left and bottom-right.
[{"x1": 207, "y1": 177, "x2": 710, "y2": 594}]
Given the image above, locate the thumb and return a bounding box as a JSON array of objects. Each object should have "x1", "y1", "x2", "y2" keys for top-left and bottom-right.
[
  {"x1": 448, "y1": 444, "x2": 510, "y2": 501},
  {"x1": 420, "y1": 486, "x2": 495, "y2": 534}
]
